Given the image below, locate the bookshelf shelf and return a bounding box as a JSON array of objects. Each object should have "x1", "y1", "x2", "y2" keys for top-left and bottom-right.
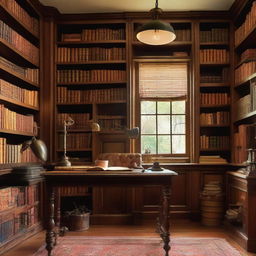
[
  {"x1": 200, "y1": 124, "x2": 230, "y2": 127},
  {"x1": 235, "y1": 24, "x2": 256, "y2": 52},
  {"x1": 56, "y1": 60, "x2": 126, "y2": 65},
  {"x1": 0, "y1": 95, "x2": 39, "y2": 111},
  {"x1": 234, "y1": 110, "x2": 256, "y2": 124},
  {"x1": 234, "y1": 72, "x2": 256, "y2": 88},
  {"x1": 97, "y1": 115, "x2": 126, "y2": 119},
  {"x1": 200, "y1": 83, "x2": 230, "y2": 87},
  {"x1": 0, "y1": 63, "x2": 39, "y2": 89},
  {"x1": 200, "y1": 104, "x2": 230, "y2": 108},
  {"x1": 200, "y1": 62, "x2": 230, "y2": 66},
  {"x1": 0, "y1": 38, "x2": 38, "y2": 68},
  {"x1": 200, "y1": 148, "x2": 230, "y2": 151},
  {"x1": 0, "y1": 3, "x2": 39, "y2": 44},
  {"x1": 200, "y1": 41, "x2": 229, "y2": 46},
  {"x1": 57, "y1": 148, "x2": 92, "y2": 152},
  {"x1": 0, "y1": 128, "x2": 36, "y2": 137},
  {"x1": 57, "y1": 80, "x2": 127, "y2": 86}
]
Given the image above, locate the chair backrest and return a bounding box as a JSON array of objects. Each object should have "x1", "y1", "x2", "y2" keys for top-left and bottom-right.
[{"x1": 98, "y1": 153, "x2": 143, "y2": 168}]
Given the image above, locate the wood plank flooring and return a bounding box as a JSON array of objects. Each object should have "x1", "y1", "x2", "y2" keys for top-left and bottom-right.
[{"x1": 2, "y1": 220, "x2": 256, "y2": 256}]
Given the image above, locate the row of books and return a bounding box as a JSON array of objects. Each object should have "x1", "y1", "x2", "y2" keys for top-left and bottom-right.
[
  {"x1": 58, "y1": 133, "x2": 92, "y2": 149},
  {"x1": 57, "y1": 47, "x2": 126, "y2": 62},
  {"x1": 233, "y1": 124, "x2": 256, "y2": 164},
  {"x1": 173, "y1": 29, "x2": 191, "y2": 41},
  {"x1": 57, "y1": 113, "x2": 91, "y2": 129},
  {"x1": 98, "y1": 119, "x2": 125, "y2": 130},
  {"x1": 57, "y1": 87, "x2": 126, "y2": 104},
  {"x1": 0, "y1": 79, "x2": 38, "y2": 107},
  {"x1": 200, "y1": 68, "x2": 229, "y2": 83},
  {"x1": 0, "y1": 217, "x2": 14, "y2": 243},
  {"x1": 200, "y1": 28, "x2": 229, "y2": 42},
  {"x1": 240, "y1": 48, "x2": 256, "y2": 63},
  {"x1": 200, "y1": 93, "x2": 230, "y2": 105},
  {"x1": 57, "y1": 69, "x2": 126, "y2": 83},
  {"x1": 200, "y1": 49, "x2": 229, "y2": 63},
  {"x1": 200, "y1": 111, "x2": 230, "y2": 125},
  {"x1": 0, "y1": 21, "x2": 39, "y2": 65},
  {"x1": 0, "y1": 206, "x2": 39, "y2": 244},
  {"x1": 235, "y1": 1, "x2": 256, "y2": 46},
  {"x1": 235, "y1": 94, "x2": 253, "y2": 120},
  {"x1": 0, "y1": 138, "x2": 38, "y2": 164},
  {"x1": 0, "y1": 104, "x2": 34, "y2": 133},
  {"x1": 59, "y1": 185, "x2": 90, "y2": 196},
  {"x1": 0, "y1": 185, "x2": 39, "y2": 211},
  {"x1": 235, "y1": 61, "x2": 256, "y2": 85},
  {"x1": 0, "y1": 57, "x2": 39, "y2": 84},
  {"x1": 0, "y1": 0, "x2": 39, "y2": 36},
  {"x1": 61, "y1": 27, "x2": 125, "y2": 42},
  {"x1": 200, "y1": 135, "x2": 230, "y2": 149}
]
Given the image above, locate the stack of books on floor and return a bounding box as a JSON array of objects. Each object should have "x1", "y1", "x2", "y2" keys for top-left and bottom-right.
[{"x1": 199, "y1": 156, "x2": 228, "y2": 164}]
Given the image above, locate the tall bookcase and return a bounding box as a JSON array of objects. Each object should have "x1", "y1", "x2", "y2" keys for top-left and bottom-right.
[
  {"x1": 225, "y1": 0, "x2": 256, "y2": 252},
  {"x1": 0, "y1": 0, "x2": 42, "y2": 253},
  {"x1": 232, "y1": 0, "x2": 256, "y2": 163},
  {"x1": 198, "y1": 21, "x2": 231, "y2": 163},
  {"x1": 55, "y1": 21, "x2": 128, "y2": 164}
]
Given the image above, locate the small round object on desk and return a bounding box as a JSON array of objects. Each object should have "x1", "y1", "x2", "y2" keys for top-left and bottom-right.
[{"x1": 147, "y1": 162, "x2": 164, "y2": 171}]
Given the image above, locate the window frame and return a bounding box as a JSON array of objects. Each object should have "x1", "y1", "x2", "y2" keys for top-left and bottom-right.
[{"x1": 134, "y1": 60, "x2": 191, "y2": 161}]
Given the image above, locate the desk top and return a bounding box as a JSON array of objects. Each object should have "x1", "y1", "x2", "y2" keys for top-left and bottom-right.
[{"x1": 44, "y1": 169, "x2": 177, "y2": 177}]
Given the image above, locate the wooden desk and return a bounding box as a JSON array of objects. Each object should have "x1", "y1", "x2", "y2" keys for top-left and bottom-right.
[{"x1": 44, "y1": 169, "x2": 177, "y2": 256}]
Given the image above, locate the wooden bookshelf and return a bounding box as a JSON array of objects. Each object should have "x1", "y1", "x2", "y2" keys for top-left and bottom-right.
[
  {"x1": 54, "y1": 21, "x2": 128, "y2": 164},
  {"x1": 199, "y1": 21, "x2": 231, "y2": 163},
  {"x1": 0, "y1": 0, "x2": 42, "y2": 252}
]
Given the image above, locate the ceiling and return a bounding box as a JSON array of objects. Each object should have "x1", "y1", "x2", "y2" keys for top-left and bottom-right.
[{"x1": 39, "y1": 0, "x2": 235, "y2": 14}]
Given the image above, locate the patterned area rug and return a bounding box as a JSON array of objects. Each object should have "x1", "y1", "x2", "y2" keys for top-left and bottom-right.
[{"x1": 34, "y1": 236, "x2": 242, "y2": 256}]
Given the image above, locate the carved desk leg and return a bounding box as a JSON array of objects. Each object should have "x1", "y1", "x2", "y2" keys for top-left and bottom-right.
[
  {"x1": 158, "y1": 185, "x2": 171, "y2": 256},
  {"x1": 54, "y1": 187, "x2": 61, "y2": 245},
  {"x1": 46, "y1": 185, "x2": 55, "y2": 256}
]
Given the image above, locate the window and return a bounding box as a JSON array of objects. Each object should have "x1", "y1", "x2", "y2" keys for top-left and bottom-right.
[{"x1": 137, "y1": 62, "x2": 189, "y2": 156}]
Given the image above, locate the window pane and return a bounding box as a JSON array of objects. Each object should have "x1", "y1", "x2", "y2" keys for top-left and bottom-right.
[
  {"x1": 141, "y1": 115, "x2": 156, "y2": 134},
  {"x1": 158, "y1": 115, "x2": 170, "y2": 134},
  {"x1": 141, "y1": 101, "x2": 156, "y2": 114},
  {"x1": 172, "y1": 115, "x2": 185, "y2": 134},
  {"x1": 172, "y1": 101, "x2": 185, "y2": 114},
  {"x1": 172, "y1": 135, "x2": 186, "y2": 153},
  {"x1": 141, "y1": 135, "x2": 156, "y2": 154},
  {"x1": 157, "y1": 101, "x2": 170, "y2": 114},
  {"x1": 158, "y1": 135, "x2": 171, "y2": 154}
]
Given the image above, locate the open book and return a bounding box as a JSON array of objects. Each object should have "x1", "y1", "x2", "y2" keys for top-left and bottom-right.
[{"x1": 54, "y1": 165, "x2": 133, "y2": 171}]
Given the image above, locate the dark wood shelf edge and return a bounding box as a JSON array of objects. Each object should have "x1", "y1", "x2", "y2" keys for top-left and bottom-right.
[
  {"x1": 0, "y1": 39, "x2": 38, "y2": 68},
  {"x1": 0, "y1": 162, "x2": 41, "y2": 170},
  {"x1": 200, "y1": 41, "x2": 229, "y2": 45},
  {"x1": 57, "y1": 100, "x2": 126, "y2": 105},
  {"x1": 234, "y1": 110, "x2": 256, "y2": 124},
  {"x1": 0, "y1": 129, "x2": 36, "y2": 137},
  {"x1": 200, "y1": 83, "x2": 230, "y2": 87},
  {"x1": 234, "y1": 72, "x2": 256, "y2": 88},
  {"x1": 57, "y1": 40, "x2": 126, "y2": 45},
  {"x1": 56, "y1": 60, "x2": 126, "y2": 65},
  {"x1": 0, "y1": 63, "x2": 39, "y2": 89},
  {"x1": 57, "y1": 81, "x2": 127, "y2": 86},
  {"x1": 0, "y1": 95, "x2": 39, "y2": 111}
]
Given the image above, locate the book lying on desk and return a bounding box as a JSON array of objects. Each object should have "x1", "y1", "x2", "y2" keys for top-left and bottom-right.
[{"x1": 54, "y1": 165, "x2": 133, "y2": 171}]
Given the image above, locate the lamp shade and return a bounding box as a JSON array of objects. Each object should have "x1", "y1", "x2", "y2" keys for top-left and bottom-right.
[{"x1": 136, "y1": 20, "x2": 176, "y2": 45}]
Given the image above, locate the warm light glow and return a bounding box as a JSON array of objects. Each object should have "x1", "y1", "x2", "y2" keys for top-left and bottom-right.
[{"x1": 136, "y1": 29, "x2": 176, "y2": 45}]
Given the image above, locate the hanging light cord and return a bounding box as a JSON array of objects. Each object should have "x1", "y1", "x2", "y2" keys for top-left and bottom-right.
[{"x1": 155, "y1": 0, "x2": 158, "y2": 8}]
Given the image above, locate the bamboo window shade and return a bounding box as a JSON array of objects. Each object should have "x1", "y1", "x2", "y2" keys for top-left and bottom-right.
[{"x1": 139, "y1": 63, "x2": 188, "y2": 98}]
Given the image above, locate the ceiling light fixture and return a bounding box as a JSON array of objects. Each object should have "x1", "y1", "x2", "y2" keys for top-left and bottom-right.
[{"x1": 136, "y1": 0, "x2": 176, "y2": 45}]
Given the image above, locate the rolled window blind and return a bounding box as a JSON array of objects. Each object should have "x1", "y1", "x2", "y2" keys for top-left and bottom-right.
[{"x1": 139, "y1": 63, "x2": 188, "y2": 98}]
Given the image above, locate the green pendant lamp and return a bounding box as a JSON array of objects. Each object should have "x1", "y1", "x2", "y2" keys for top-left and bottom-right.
[{"x1": 136, "y1": 0, "x2": 176, "y2": 45}]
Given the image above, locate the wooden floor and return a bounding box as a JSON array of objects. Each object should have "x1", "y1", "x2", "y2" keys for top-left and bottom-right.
[{"x1": 2, "y1": 220, "x2": 256, "y2": 256}]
